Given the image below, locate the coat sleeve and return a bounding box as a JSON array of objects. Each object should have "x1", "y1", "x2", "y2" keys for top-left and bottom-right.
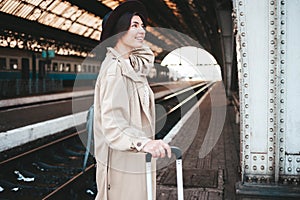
[{"x1": 99, "y1": 64, "x2": 150, "y2": 152}]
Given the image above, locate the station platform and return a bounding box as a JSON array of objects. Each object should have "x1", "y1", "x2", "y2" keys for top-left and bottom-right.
[{"x1": 157, "y1": 81, "x2": 240, "y2": 199}]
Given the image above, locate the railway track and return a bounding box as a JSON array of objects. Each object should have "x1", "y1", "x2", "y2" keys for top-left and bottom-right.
[{"x1": 0, "y1": 82, "x2": 213, "y2": 199}]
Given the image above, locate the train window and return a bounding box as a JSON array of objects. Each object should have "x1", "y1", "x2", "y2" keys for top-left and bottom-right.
[
  {"x1": 59, "y1": 63, "x2": 64, "y2": 72},
  {"x1": 53, "y1": 62, "x2": 58, "y2": 71},
  {"x1": 0, "y1": 57, "x2": 6, "y2": 70},
  {"x1": 76, "y1": 64, "x2": 82, "y2": 72},
  {"x1": 65, "y1": 63, "x2": 71, "y2": 72},
  {"x1": 46, "y1": 63, "x2": 51, "y2": 71},
  {"x1": 9, "y1": 58, "x2": 18, "y2": 70},
  {"x1": 88, "y1": 65, "x2": 91, "y2": 72}
]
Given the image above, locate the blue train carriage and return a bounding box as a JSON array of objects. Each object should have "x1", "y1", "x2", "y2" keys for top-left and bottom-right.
[
  {"x1": 0, "y1": 47, "x2": 99, "y2": 83},
  {"x1": 0, "y1": 47, "x2": 100, "y2": 98}
]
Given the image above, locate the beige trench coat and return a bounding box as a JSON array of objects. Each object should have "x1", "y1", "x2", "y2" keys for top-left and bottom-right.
[{"x1": 93, "y1": 46, "x2": 156, "y2": 200}]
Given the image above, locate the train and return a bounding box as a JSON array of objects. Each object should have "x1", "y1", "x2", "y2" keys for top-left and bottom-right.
[{"x1": 0, "y1": 47, "x2": 169, "y2": 98}]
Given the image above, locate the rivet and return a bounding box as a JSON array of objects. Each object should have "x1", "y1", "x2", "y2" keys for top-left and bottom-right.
[
  {"x1": 270, "y1": 60, "x2": 275, "y2": 64},
  {"x1": 246, "y1": 145, "x2": 249, "y2": 149},
  {"x1": 281, "y1": 11, "x2": 285, "y2": 15},
  {"x1": 241, "y1": 32, "x2": 246, "y2": 37},
  {"x1": 270, "y1": 69, "x2": 274, "y2": 74},
  {"x1": 270, "y1": 11, "x2": 274, "y2": 15},
  {"x1": 280, "y1": 138, "x2": 284, "y2": 142},
  {"x1": 270, "y1": 127, "x2": 273, "y2": 132},
  {"x1": 280, "y1": 128, "x2": 284, "y2": 132},
  {"x1": 253, "y1": 156, "x2": 257, "y2": 160},
  {"x1": 281, "y1": 50, "x2": 285, "y2": 54},
  {"x1": 270, "y1": 40, "x2": 275, "y2": 45},
  {"x1": 245, "y1": 94, "x2": 248, "y2": 98},
  {"x1": 280, "y1": 157, "x2": 284, "y2": 162},
  {"x1": 281, "y1": 69, "x2": 285, "y2": 74},
  {"x1": 280, "y1": 147, "x2": 284, "y2": 152},
  {"x1": 280, "y1": 89, "x2": 284, "y2": 94},
  {"x1": 269, "y1": 166, "x2": 273, "y2": 171},
  {"x1": 243, "y1": 53, "x2": 246, "y2": 57},
  {"x1": 270, "y1": 89, "x2": 274, "y2": 94},
  {"x1": 245, "y1": 134, "x2": 249, "y2": 139},
  {"x1": 280, "y1": 99, "x2": 284, "y2": 103},
  {"x1": 270, "y1": 98, "x2": 274, "y2": 103},
  {"x1": 288, "y1": 157, "x2": 292, "y2": 162},
  {"x1": 244, "y1": 83, "x2": 248, "y2": 88},
  {"x1": 253, "y1": 165, "x2": 257, "y2": 170},
  {"x1": 241, "y1": 22, "x2": 245, "y2": 26},
  {"x1": 281, "y1": 40, "x2": 285, "y2": 44},
  {"x1": 261, "y1": 156, "x2": 265, "y2": 160},
  {"x1": 281, "y1": 79, "x2": 285, "y2": 84},
  {"x1": 280, "y1": 167, "x2": 283, "y2": 171},
  {"x1": 281, "y1": 60, "x2": 285, "y2": 64},
  {"x1": 270, "y1": 1, "x2": 275, "y2": 5},
  {"x1": 281, "y1": 20, "x2": 285, "y2": 25},
  {"x1": 245, "y1": 155, "x2": 249, "y2": 159},
  {"x1": 280, "y1": 119, "x2": 284, "y2": 123},
  {"x1": 243, "y1": 73, "x2": 248, "y2": 78},
  {"x1": 269, "y1": 137, "x2": 273, "y2": 142},
  {"x1": 245, "y1": 124, "x2": 249, "y2": 128},
  {"x1": 261, "y1": 165, "x2": 265, "y2": 170},
  {"x1": 242, "y1": 42, "x2": 246, "y2": 47},
  {"x1": 270, "y1": 108, "x2": 273, "y2": 113},
  {"x1": 288, "y1": 167, "x2": 292, "y2": 172},
  {"x1": 280, "y1": 109, "x2": 284, "y2": 113},
  {"x1": 243, "y1": 63, "x2": 247, "y2": 67},
  {"x1": 296, "y1": 158, "x2": 300, "y2": 162},
  {"x1": 281, "y1": 30, "x2": 285, "y2": 34},
  {"x1": 239, "y1": 1, "x2": 243, "y2": 6},
  {"x1": 270, "y1": 50, "x2": 275, "y2": 54},
  {"x1": 281, "y1": 1, "x2": 285, "y2": 5},
  {"x1": 297, "y1": 168, "x2": 300, "y2": 173},
  {"x1": 245, "y1": 104, "x2": 249, "y2": 108},
  {"x1": 269, "y1": 147, "x2": 273, "y2": 152},
  {"x1": 269, "y1": 157, "x2": 273, "y2": 161},
  {"x1": 240, "y1": 12, "x2": 244, "y2": 16},
  {"x1": 245, "y1": 165, "x2": 249, "y2": 169},
  {"x1": 270, "y1": 21, "x2": 275, "y2": 25},
  {"x1": 245, "y1": 114, "x2": 249, "y2": 118}
]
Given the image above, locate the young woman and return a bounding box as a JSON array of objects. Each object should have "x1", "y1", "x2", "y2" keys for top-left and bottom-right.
[{"x1": 93, "y1": 1, "x2": 171, "y2": 199}]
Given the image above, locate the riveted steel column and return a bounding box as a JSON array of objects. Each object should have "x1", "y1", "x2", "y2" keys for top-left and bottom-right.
[
  {"x1": 277, "y1": 0, "x2": 300, "y2": 185},
  {"x1": 236, "y1": 0, "x2": 274, "y2": 183},
  {"x1": 235, "y1": 0, "x2": 300, "y2": 196}
]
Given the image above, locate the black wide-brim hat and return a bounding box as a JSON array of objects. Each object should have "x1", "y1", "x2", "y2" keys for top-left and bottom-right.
[{"x1": 100, "y1": 0, "x2": 148, "y2": 43}]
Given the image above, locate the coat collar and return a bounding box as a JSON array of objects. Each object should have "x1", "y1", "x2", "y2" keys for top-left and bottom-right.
[{"x1": 106, "y1": 47, "x2": 146, "y2": 83}]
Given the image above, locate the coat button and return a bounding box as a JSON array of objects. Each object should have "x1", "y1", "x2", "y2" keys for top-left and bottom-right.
[{"x1": 137, "y1": 142, "x2": 142, "y2": 147}]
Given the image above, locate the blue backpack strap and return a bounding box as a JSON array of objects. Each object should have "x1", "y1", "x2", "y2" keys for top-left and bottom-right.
[{"x1": 83, "y1": 104, "x2": 94, "y2": 171}]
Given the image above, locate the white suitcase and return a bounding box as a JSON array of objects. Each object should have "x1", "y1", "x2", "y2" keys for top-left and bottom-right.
[{"x1": 145, "y1": 146, "x2": 184, "y2": 200}]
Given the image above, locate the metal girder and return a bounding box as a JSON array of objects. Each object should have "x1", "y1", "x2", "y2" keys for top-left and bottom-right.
[{"x1": 235, "y1": 0, "x2": 300, "y2": 191}]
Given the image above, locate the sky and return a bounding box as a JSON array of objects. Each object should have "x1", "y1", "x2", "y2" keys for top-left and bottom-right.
[{"x1": 161, "y1": 46, "x2": 222, "y2": 81}]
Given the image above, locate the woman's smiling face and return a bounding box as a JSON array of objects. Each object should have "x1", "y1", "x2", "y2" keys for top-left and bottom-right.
[{"x1": 118, "y1": 15, "x2": 146, "y2": 50}]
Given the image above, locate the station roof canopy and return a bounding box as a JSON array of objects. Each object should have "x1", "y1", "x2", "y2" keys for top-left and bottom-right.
[{"x1": 0, "y1": 0, "x2": 232, "y2": 62}]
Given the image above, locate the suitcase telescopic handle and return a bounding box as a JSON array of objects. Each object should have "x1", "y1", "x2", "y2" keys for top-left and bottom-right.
[
  {"x1": 146, "y1": 146, "x2": 182, "y2": 162},
  {"x1": 145, "y1": 146, "x2": 184, "y2": 200}
]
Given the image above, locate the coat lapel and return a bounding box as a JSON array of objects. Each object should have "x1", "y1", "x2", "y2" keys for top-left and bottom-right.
[{"x1": 107, "y1": 48, "x2": 154, "y2": 132}]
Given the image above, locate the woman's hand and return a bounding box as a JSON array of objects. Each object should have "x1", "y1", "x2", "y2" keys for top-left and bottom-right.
[{"x1": 142, "y1": 140, "x2": 171, "y2": 158}]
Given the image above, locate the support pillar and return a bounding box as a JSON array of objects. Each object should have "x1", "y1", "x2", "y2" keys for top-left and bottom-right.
[{"x1": 234, "y1": 0, "x2": 300, "y2": 198}]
